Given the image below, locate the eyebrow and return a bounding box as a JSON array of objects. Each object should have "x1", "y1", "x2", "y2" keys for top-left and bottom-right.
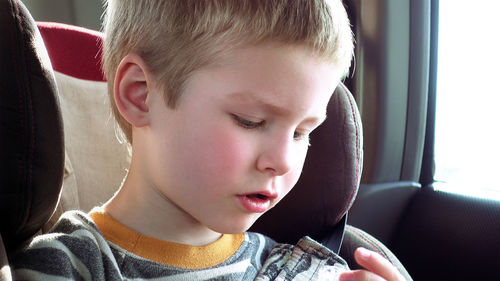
[{"x1": 228, "y1": 92, "x2": 327, "y2": 126}]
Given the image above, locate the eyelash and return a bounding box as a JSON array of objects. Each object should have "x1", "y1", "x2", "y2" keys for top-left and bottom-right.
[
  {"x1": 232, "y1": 114, "x2": 265, "y2": 129},
  {"x1": 293, "y1": 131, "x2": 308, "y2": 141},
  {"x1": 232, "y1": 114, "x2": 310, "y2": 144}
]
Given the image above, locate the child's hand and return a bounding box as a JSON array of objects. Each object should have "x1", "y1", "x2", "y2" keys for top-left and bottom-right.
[{"x1": 339, "y1": 247, "x2": 405, "y2": 281}]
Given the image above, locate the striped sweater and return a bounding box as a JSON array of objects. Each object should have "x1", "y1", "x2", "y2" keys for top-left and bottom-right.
[{"x1": 11, "y1": 211, "x2": 349, "y2": 280}]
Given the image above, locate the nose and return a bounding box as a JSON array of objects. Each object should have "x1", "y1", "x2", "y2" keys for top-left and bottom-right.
[{"x1": 256, "y1": 134, "x2": 295, "y2": 176}]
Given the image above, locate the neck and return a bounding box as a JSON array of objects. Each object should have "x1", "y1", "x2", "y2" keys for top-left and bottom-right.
[{"x1": 103, "y1": 162, "x2": 221, "y2": 246}]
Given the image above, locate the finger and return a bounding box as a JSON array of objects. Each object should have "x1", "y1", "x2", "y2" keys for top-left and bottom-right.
[
  {"x1": 339, "y1": 270, "x2": 386, "y2": 281},
  {"x1": 353, "y1": 247, "x2": 405, "y2": 281}
]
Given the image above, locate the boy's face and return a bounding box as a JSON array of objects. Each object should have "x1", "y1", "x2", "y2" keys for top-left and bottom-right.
[{"x1": 142, "y1": 44, "x2": 342, "y2": 235}]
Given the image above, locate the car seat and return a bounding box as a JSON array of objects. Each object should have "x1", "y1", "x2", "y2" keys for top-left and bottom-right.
[{"x1": 0, "y1": 0, "x2": 412, "y2": 280}]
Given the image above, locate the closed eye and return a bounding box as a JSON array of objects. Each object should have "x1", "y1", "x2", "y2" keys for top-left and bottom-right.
[{"x1": 231, "y1": 114, "x2": 265, "y2": 129}]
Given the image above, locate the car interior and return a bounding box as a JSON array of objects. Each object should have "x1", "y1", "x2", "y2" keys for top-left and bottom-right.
[{"x1": 1, "y1": 0, "x2": 500, "y2": 281}]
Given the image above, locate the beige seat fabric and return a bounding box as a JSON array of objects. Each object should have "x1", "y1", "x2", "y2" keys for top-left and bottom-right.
[{"x1": 45, "y1": 72, "x2": 130, "y2": 230}]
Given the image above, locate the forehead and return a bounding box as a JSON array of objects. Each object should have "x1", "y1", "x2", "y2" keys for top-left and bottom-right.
[{"x1": 191, "y1": 43, "x2": 342, "y2": 108}]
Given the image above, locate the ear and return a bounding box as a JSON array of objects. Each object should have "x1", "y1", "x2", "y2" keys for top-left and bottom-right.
[{"x1": 114, "y1": 53, "x2": 153, "y2": 127}]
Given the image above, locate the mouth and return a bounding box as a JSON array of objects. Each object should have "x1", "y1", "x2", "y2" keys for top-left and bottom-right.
[
  {"x1": 246, "y1": 190, "x2": 279, "y2": 200},
  {"x1": 237, "y1": 191, "x2": 278, "y2": 213},
  {"x1": 246, "y1": 193, "x2": 271, "y2": 200}
]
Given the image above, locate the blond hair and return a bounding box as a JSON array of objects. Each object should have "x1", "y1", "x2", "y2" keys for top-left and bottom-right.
[{"x1": 102, "y1": 0, "x2": 354, "y2": 143}]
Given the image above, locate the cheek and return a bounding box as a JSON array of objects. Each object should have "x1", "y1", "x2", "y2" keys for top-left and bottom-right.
[
  {"x1": 283, "y1": 169, "x2": 302, "y2": 194},
  {"x1": 193, "y1": 125, "x2": 253, "y2": 183},
  {"x1": 281, "y1": 146, "x2": 309, "y2": 194}
]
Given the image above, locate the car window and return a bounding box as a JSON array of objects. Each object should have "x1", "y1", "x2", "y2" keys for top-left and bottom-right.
[{"x1": 434, "y1": 0, "x2": 500, "y2": 200}]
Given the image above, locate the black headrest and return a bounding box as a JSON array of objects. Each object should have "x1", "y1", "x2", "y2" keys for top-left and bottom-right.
[
  {"x1": 0, "y1": 0, "x2": 64, "y2": 252},
  {"x1": 250, "y1": 84, "x2": 363, "y2": 244}
]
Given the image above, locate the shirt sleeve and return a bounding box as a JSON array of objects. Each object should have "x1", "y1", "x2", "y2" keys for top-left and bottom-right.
[{"x1": 11, "y1": 211, "x2": 121, "y2": 281}]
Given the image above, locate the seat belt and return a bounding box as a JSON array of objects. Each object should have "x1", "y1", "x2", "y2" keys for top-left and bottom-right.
[{"x1": 320, "y1": 212, "x2": 347, "y2": 254}]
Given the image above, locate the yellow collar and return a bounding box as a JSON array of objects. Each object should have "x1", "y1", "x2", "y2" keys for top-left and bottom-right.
[{"x1": 89, "y1": 208, "x2": 245, "y2": 269}]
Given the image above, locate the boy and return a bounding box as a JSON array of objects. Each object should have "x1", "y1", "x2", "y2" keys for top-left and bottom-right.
[{"x1": 12, "y1": 0, "x2": 405, "y2": 280}]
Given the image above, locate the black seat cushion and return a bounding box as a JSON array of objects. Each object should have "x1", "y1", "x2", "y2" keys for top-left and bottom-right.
[
  {"x1": 0, "y1": 0, "x2": 64, "y2": 252},
  {"x1": 341, "y1": 225, "x2": 412, "y2": 280}
]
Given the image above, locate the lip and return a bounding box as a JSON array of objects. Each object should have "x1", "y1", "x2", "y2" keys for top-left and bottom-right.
[{"x1": 237, "y1": 191, "x2": 278, "y2": 213}]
